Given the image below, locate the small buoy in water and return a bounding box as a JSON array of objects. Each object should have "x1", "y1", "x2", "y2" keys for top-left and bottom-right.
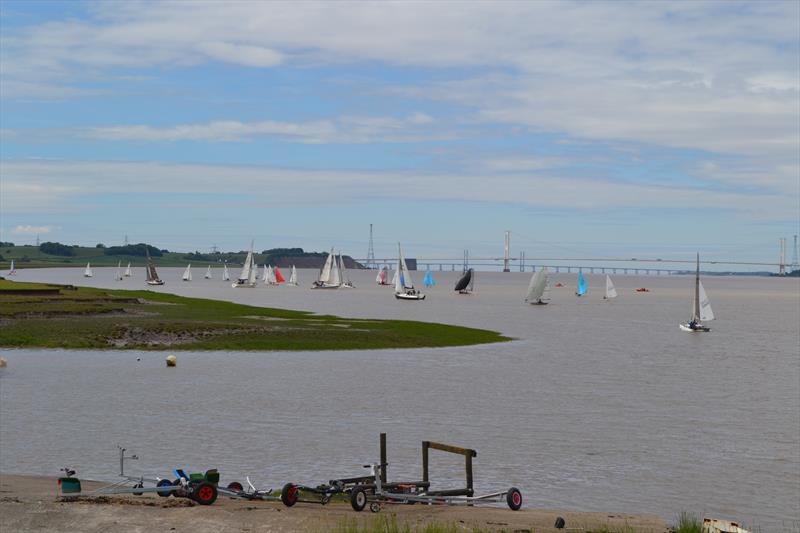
[
  {"x1": 165, "y1": 355, "x2": 177, "y2": 367},
  {"x1": 0, "y1": 357, "x2": 7, "y2": 368}
]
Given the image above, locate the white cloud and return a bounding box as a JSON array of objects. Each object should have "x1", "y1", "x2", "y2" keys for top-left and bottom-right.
[
  {"x1": 1, "y1": 159, "x2": 794, "y2": 220},
  {"x1": 196, "y1": 41, "x2": 282, "y2": 67},
  {"x1": 12, "y1": 224, "x2": 52, "y2": 235},
  {"x1": 80, "y1": 113, "x2": 442, "y2": 143}
]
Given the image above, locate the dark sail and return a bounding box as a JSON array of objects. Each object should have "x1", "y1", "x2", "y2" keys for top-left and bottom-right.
[{"x1": 454, "y1": 268, "x2": 473, "y2": 292}]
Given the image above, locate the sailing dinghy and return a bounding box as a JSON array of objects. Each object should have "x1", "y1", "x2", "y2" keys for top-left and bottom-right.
[
  {"x1": 8, "y1": 260, "x2": 16, "y2": 276},
  {"x1": 376, "y1": 267, "x2": 389, "y2": 286},
  {"x1": 267, "y1": 265, "x2": 277, "y2": 286},
  {"x1": 124, "y1": 263, "x2": 132, "y2": 277},
  {"x1": 394, "y1": 243, "x2": 425, "y2": 300},
  {"x1": 84, "y1": 263, "x2": 93, "y2": 278},
  {"x1": 454, "y1": 269, "x2": 473, "y2": 294},
  {"x1": 274, "y1": 266, "x2": 285, "y2": 284},
  {"x1": 525, "y1": 267, "x2": 550, "y2": 305},
  {"x1": 232, "y1": 243, "x2": 257, "y2": 288},
  {"x1": 423, "y1": 271, "x2": 436, "y2": 288},
  {"x1": 339, "y1": 253, "x2": 355, "y2": 288},
  {"x1": 204, "y1": 265, "x2": 212, "y2": 279},
  {"x1": 115, "y1": 261, "x2": 123, "y2": 281},
  {"x1": 680, "y1": 253, "x2": 714, "y2": 332},
  {"x1": 288, "y1": 265, "x2": 298, "y2": 286},
  {"x1": 222, "y1": 263, "x2": 230, "y2": 281},
  {"x1": 182, "y1": 264, "x2": 192, "y2": 282},
  {"x1": 312, "y1": 248, "x2": 340, "y2": 289},
  {"x1": 575, "y1": 270, "x2": 586, "y2": 297},
  {"x1": 604, "y1": 275, "x2": 617, "y2": 300},
  {"x1": 145, "y1": 249, "x2": 164, "y2": 285}
]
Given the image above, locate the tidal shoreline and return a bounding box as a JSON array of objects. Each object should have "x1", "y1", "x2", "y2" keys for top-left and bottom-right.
[{"x1": 0, "y1": 473, "x2": 669, "y2": 532}]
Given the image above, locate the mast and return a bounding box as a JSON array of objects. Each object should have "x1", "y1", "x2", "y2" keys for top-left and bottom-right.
[{"x1": 693, "y1": 253, "x2": 701, "y2": 322}]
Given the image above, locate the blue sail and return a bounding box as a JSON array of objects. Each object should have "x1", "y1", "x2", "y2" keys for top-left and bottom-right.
[
  {"x1": 423, "y1": 271, "x2": 435, "y2": 287},
  {"x1": 576, "y1": 270, "x2": 586, "y2": 296}
]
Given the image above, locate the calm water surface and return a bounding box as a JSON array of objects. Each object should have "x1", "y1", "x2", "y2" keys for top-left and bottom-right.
[{"x1": 1, "y1": 267, "x2": 798, "y2": 530}]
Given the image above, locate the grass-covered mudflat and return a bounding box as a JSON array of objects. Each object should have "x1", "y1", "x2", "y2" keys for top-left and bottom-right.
[{"x1": 0, "y1": 280, "x2": 509, "y2": 351}]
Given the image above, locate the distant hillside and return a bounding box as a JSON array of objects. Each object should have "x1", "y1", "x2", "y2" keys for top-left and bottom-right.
[{"x1": 0, "y1": 243, "x2": 363, "y2": 270}]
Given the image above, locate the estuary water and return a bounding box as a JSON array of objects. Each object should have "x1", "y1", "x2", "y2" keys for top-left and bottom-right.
[{"x1": 1, "y1": 267, "x2": 798, "y2": 530}]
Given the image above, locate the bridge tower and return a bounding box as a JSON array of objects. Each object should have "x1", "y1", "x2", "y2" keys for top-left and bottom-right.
[
  {"x1": 366, "y1": 224, "x2": 376, "y2": 269},
  {"x1": 779, "y1": 237, "x2": 786, "y2": 275},
  {"x1": 503, "y1": 230, "x2": 511, "y2": 272},
  {"x1": 792, "y1": 234, "x2": 799, "y2": 272}
]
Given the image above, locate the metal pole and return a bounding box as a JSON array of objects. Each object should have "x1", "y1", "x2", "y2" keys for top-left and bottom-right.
[{"x1": 503, "y1": 231, "x2": 511, "y2": 272}]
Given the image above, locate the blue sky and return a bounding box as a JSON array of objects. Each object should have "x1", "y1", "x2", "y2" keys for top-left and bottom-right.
[{"x1": 1, "y1": 1, "x2": 798, "y2": 269}]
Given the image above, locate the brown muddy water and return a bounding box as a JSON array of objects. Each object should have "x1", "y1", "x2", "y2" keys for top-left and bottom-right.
[{"x1": 1, "y1": 267, "x2": 798, "y2": 530}]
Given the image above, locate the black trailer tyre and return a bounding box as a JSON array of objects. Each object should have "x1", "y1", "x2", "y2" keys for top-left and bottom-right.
[
  {"x1": 370, "y1": 502, "x2": 381, "y2": 513},
  {"x1": 281, "y1": 483, "x2": 298, "y2": 507},
  {"x1": 507, "y1": 487, "x2": 522, "y2": 510},
  {"x1": 193, "y1": 481, "x2": 218, "y2": 505},
  {"x1": 132, "y1": 482, "x2": 144, "y2": 496},
  {"x1": 171, "y1": 479, "x2": 183, "y2": 497},
  {"x1": 350, "y1": 487, "x2": 368, "y2": 512},
  {"x1": 227, "y1": 481, "x2": 244, "y2": 492},
  {"x1": 157, "y1": 479, "x2": 173, "y2": 497}
]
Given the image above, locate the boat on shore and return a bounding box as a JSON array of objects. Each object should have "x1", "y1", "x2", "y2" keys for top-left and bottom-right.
[
  {"x1": 680, "y1": 253, "x2": 714, "y2": 332},
  {"x1": 525, "y1": 267, "x2": 550, "y2": 305}
]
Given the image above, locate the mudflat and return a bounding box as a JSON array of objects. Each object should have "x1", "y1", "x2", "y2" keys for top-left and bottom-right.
[{"x1": 0, "y1": 474, "x2": 668, "y2": 532}]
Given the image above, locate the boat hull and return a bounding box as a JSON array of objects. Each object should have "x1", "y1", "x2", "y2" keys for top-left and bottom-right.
[
  {"x1": 679, "y1": 323, "x2": 710, "y2": 332},
  {"x1": 526, "y1": 301, "x2": 548, "y2": 305},
  {"x1": 146, "y1": 280, "x2": 164, "y2": 286},
  {"x1": 231, "y1": 282, "x2": 256, "y2": 288},
  {"x1": 311, "y1": 283, "x2": 339, "y2": 289},
  {"x1": 395, "y1": 292, "x2": 425, "y2": 300}
]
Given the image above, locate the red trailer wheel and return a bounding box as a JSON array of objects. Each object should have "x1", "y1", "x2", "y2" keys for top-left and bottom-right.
[
  {"x1": 281, "y1": 483, "x2": 298, "y2": 507},
  {"x1": 507, "y1": 487, "x2": 522, "y2": 510},
  {"x1": 227, "y1": 481, "x2": 244, "y2": 492}
]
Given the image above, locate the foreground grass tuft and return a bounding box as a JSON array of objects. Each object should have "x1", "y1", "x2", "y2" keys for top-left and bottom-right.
[
  {"x1": 673, "y1": 512, "x2": 702, "y2": 533},
  {"x1": 329, "y1": 516, "x2": 488, "y2": 533}
]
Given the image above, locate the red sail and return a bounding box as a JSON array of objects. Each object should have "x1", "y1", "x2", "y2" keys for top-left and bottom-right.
[{"x1": 275, "y1": 267, "x2": 285, "y2": 283}]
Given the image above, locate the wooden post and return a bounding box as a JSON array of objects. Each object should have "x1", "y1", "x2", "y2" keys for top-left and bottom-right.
[
  {"x1": 422, "y1": 441, "x2": 429, "y2": 484},
  {"x1": 465, "y1": 453, "x2": 473, "y2": 496},
  {"x1": 380, "y1": 433, "x2": 387, "y2": 484}
]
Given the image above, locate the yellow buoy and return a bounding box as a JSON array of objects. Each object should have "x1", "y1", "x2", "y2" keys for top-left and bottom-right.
[{"x1": 165, "y1": 355, "x2": 177, "y2": 367}]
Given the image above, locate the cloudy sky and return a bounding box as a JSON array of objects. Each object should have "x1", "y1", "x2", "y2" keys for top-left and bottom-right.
[{"x1": 1, "y1": 1, "x2": 798, "y2": 267}]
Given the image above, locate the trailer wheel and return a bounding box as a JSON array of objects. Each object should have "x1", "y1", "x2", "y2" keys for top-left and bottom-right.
[
  {"x1": 350, "y1": 487, "x2": 367, "y2": 512},
  {"x1": 506, "y1": 487, "x2": 522, "y2": 510},
  {"x1": 171, "y1": 479, "x2": 184, "y2": 497},
  {"x1": 132, "y1": 482, "x2": 144, "y2": 496},
  {"x1": 157, "y1": 479, "x2": 173, "y2": 497},
  {"x1": 193, "y1": 481, "x2": 217, "y2": 505},
  {"x1": 227, "y1": 481, "x2": 244, "y2": 492},
  {"x1": 281, "y1": 483, "x2": 298, "y2": 507},
  {"x1": 370, "y1": 502, "x2": 381, "y2": 513}
]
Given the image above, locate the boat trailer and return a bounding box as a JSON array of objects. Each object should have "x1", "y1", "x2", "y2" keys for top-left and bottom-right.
[{"x1": 349, "y1": 440, "x2": 522, "y2": 513}]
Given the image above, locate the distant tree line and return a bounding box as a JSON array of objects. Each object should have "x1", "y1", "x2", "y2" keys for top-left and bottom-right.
[
  {"x1": 104, "y1": 243, "x2": 165, "y2": 257},
  {"x1": 39, "y1": 242, "x2": 76, "y2": 256},
  {"x1": 0, "y1": 241, "x2": 14, "y2": 247}
]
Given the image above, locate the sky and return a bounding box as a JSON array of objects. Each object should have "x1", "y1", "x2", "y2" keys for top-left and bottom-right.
[{"x1": 0, "y1": 0, "x2": 798, "y2": 269}]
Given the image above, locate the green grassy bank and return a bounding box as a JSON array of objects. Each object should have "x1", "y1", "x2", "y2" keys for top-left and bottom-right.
[{"x1": 0, "y1": 280, "x2": 510, "y2": 351}]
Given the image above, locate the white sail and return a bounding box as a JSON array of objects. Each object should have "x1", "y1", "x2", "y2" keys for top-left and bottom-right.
[
  {"x1": 237, "y1": 249, "x2": 253, "y2": 283},
  {"x1": 289, "y1": 265, "x2": 298, "y2": 285},
  {"x1": 390, "y1": 269, "x2": 398, "y2": 286},
  {"x1": 247, "y1": 254, "x2": 257, "y2": 285},
  {"x1": 394, "y1": 243, "x2": 415, "y2": 291},
  {"x1": 115, "y1": 261, "x2": 122, "y2": 281},
  {"x1": 526, "y1": 268, "x2": 549, "y2": 303},
  {"x1": 204, "y1": 265, "x2": 212, "y2": 279},
  {"x1": 267, "y1": 265, "x2": 276, "y2": 285},
  {"x1": 319, "y1": 250, "x2": 334, "y2": 284},
  {"x1": 182, "y1": 264, "x2": 192, "y2": 281},
  {"x1": 9, "y1": 260, "x2": 15, "y2": 275},
  {"x1": 394, "y1": 251, "x2": 404, "y2": 293},
  {"x1": 84, "y1": 262, "x2": 93, "y2": 277},
  {"x1": 339, "y1": 253, "x2": 354, "y2": 286},
  {"x1": 698, "y1": 281, "x2": 714, "y2": 321},
  {"x1": 261, "y1": 264, "x2": 268, "y2": 282},
  {"x1": 222, "y1": 263, "x2": 230, "y2": 281},
  {"x1": 605, "y1": 275, "x2": 617, "y2": 299},
  {"x1": 329, "y1": 251, "x2": 341, "y2": 286},
  {"x1": 124, "y1": 262, "x2": 132, "y2": 277}
]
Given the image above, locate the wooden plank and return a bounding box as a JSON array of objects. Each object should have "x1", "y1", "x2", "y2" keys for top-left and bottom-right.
[{"x1": 426, "y1": 441, "x2": 477, "y2": 457}]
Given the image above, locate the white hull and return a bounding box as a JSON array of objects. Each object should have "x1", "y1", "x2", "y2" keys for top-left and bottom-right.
[
  {"x1": 395, "y1": 292, "x2": 425, "y2": 300},
  {"x1": 311, "y1": 283, "x2": 339, "y2": 289},
  {"x1": 232, "y1": 281, "x2": 256, "y2": 288},
  {"x1": 341, "y1": 282, "x2": 356, "y2": 289},
  {"x1": 146, "y1": 280, "x2": 164, "y2": 286},
  {"x1": 679, "y1": 323, "x2": 710, "y2": 332}
]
